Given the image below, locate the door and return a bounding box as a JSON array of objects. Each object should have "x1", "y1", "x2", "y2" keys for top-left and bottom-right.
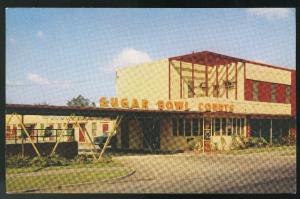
[
  {"x1": 203, "y1": 117, "x2": 212, "y2": 152},
  {"x1": 79, "y1": 123, "x2": 85, "y2": 142}
]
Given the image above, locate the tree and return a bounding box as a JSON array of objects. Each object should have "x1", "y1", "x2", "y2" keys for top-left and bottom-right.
[{"x1": 67, "y1": 95, "x2": 96, "y2": 107}]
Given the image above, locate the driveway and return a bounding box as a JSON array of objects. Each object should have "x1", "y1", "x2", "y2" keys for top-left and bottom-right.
[{"x1": 35, "y1": 152, "x2": 296, "y2": 193}]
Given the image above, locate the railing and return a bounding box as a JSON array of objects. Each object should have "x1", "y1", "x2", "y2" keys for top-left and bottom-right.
[{"x1": 5, "y1": 129, "x2": 75, "y2": 144}]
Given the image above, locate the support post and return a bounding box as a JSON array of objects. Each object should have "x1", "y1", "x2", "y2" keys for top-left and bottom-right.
[
  {"x1": 74, "y1": 118, "x2": 98, "y2": 161},
  {"x1": 226, "y1": 64, "x2": 229, "y2": 99},
  {"x1": 216, "y1": 66, "x2": 219, "y2": 97},
  {"x1": 205, "y1": 65, "x2": 208, "y2": 97},
  {"x1": 15, "y1": 115, "x2": 41, "y2": 157},
  {"x1": 98, "y1": 115, "x2": 124, "y2": 160}
]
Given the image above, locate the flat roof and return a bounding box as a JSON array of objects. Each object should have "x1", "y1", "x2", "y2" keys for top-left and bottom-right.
[{"x1": 6, "y1": 104, "x2": 293, "y2": 119}]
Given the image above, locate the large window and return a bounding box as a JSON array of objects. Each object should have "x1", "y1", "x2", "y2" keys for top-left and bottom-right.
[
  {"x1": 232, "y1": 118, "x2": 237, "y2": 135},
  {"x1": 221, "y1": 118, "x2": 226, "y2": 136},
  {"x1": 178, "y1": 118, "x2": 184, "y2": 136},
  {"x1": 214, "y1": 118, "x2": 221, "y2": 136},
  {"x1": 172, "y1": 118, "x2": 178, "y2": 136},
  {"x1": 185, "y1": 119, "x2": 191, "y2": 136},
  {"x1": 192, "y1": 119, "x2": 198, "y2": 136},
  {"x1": 226, "y1": 118, "x2": 232, "y2": 136}
]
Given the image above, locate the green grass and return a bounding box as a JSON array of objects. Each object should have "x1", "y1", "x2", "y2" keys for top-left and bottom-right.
[
  {"x1": 222, "y1": 145, "x2": 296, "y2": 155},
  {"x1": 6, "y1": 160, "x2": 122, "y2": 174},
  {"x1": 6, "y1": 169, "x2": 128, "y2": 192}
]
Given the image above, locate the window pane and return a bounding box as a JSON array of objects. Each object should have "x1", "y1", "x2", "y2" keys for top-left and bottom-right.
[
  {"x1": 227, "y1": 118, "x2": 232, "y2": 136},
  {"x1": 199, "y1": 118, "x2": 203, "y2": 136},
  {"x1": 192, "y1": 119, "x2": 198, "y2": 136},
  {"x1": 233, "y1": 118, "x2": 237, "y2": 135},
  {"x1": 221, "y1": 118, "x2": 226, "y2": 136},
  {"x1": 241, "y1": 118, "x2": 245, "y2": 135},
  {"x1": 237, "y1": 119, "x2": 241, "y2": 135},
  {"x1": 178, "y1": 118, "x2": 184, "y2": 136},
  {"x1": 172, "y1": 118, "x2": 177, "y2": 136},
  {"x1": 214, "y1": 118, "x2": 221, "y2": 136},
  {"x1": 185, "y1": 119, "x2": 191, "y2": 136}
]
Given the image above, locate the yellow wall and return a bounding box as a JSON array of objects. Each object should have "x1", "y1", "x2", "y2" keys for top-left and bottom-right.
[
  {"x1": 116, "y1": 59, "x2": 169, "y2": 101},
  {"x1": 246, "y1": 63, "x2": 291, "y2": 85}
]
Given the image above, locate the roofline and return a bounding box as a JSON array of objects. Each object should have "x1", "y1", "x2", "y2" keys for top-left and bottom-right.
[
  {"x1": 5, "y1": 104, "x2": 293, "y2": 119},
  {"x1": 169, "y1": 51, "x2": 295, "y2": 72}
]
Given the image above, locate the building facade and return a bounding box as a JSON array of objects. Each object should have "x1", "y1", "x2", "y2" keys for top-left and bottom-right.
[{"x1": 115, "y1": 51, "x2": 296, "y2": 151}]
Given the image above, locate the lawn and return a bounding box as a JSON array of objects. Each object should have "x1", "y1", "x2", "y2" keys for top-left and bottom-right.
[
  {"x1": 6, "y1": 161, "x2": 132, "y2": 192},
  {"x1": 222, "y1": 145, "x2": 296, "y2": 156}
]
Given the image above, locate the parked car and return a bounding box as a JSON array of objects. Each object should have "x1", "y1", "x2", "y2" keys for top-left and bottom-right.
[{"x1": 93, "y1": 134, "x2": 117, "y2": 149}]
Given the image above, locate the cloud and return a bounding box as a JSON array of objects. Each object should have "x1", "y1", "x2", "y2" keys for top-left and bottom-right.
[
  {"x1": 26, "y1": 73, "x2": 71, "y2": 88},
  {"x1": 102, "y1": 48, "x2": 152, "y2": 73},
  {"x1": 27, "y1": 73, "x2": 50, "y2": 85},
  {"x1": 36, "y1": 31, "x2": 44, "y2": 38},
  {"x1": 246, "y1": 8, "x2": 292, "y2": 19}
]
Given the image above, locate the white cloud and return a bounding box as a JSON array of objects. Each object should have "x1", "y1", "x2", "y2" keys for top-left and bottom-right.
[
  {"x1": 102, "y1": 48, "x2": 152, "y2": 73},
  {"x1": 26, "y1": 73, "x2": 71, "y2": 88},
  {"x1": 27, "y1": 73, "x2": 50, "y2": 85},
  {"x1": 246, "y1": 8, "x2": 292, "y2": 20},
  {"x1": 36, "y1": 31, "x2": 44, "y2": 38}
]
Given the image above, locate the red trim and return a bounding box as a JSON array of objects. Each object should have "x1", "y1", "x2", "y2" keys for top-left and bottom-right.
[
  {"x1": 258, "y1": 81, "x2": 271, "y2": 102},
  {"x1": 245, "y1": 79, "x2": 253, "y2": 100},
  {"x1": 276, "y1": 84, "x2": 286, "y2": 103},
  {"x1": 168, "y1": 60, "x2": 171, "y2": 99},
  {"x1": 180, "y1": 61, "x2": 182, "y2": 99},
  {"x1": 226, "y1": 64, "x2": 228, "y2": 99},
  {"x1": 235, "y1": 62, "x2": 237, "y2": 100},
  {"x1": 291, "y1": 71, "x2": 296, "y2": 116}
]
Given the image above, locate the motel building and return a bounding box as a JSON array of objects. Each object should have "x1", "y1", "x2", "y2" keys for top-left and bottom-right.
[{"x1": 5, "y1": 51, "x2": 296, "y2": 152}]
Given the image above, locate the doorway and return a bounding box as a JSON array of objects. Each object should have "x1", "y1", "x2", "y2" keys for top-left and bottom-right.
[{"x1": 79, "y1": 123, "x2": 85, "y2": 142}]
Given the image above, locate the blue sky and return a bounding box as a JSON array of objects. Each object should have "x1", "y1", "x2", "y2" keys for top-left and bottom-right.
[{"x1": 6, "y1": 8, "x2": 295, "y2": 105}]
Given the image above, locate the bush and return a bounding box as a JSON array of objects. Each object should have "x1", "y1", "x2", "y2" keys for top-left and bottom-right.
[
  {"x1": 231, "y1": 135, "x2": 245, "y2": 150},
  {"x1": 6, "y1": 155, "x2": 31, "y2": 168},
  {"x1": 73, "y1": 154, "x2": 92, "y2": 164},
  {"x1": 187, "y1": 138, "x2": 203, "y2": 151},
  {"x1": 30, "y1": 154, "x2": 69, "y2": 167},
  {"x1": 280, "y1": 135, "x2": 296, "y2": 146}
]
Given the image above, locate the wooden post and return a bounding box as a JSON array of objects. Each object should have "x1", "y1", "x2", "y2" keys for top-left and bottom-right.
[
  {"x1": 98, "y1": 115, "x2": 123, "y2": 160},
  {"x1": 16, "y1": 115, "x2": 41, "y2": 157}
]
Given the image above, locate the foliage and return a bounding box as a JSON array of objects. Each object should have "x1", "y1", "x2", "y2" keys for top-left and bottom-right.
[
  {"x1": 67, "y1": 94, "x2": 96, "y2": 107},
  {"x1": 213, "y1": 142, "x2": 218, "y2": 151},
  {"x1": 187, "y1": 137, "x2": 203, "y2": 151},
  {"x1": 220, "y1": 136, "x2": 226, "y2": 151},
  {"x1": 6, "y1": 154, "x2": 69, "y2": 168},
  {"x1": 73, "y1": 154, "x2": 91, "y2": 164},
  {"x1": 249, "y1": 137, "x2": 268, "y2": 148},
  {"x1": 279, "y1": 135, "x2": 296, "y2": 146},
  {"x1": 6, "y1": 155, "x2": 32, "y2": 168},
  {"x1": 44, "y1": 129, "x2": 53, "y2": 137}
]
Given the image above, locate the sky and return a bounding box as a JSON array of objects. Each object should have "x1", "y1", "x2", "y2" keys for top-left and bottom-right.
[{"x1": 6, "y1": 8, "x2": 295, "y2": 105}]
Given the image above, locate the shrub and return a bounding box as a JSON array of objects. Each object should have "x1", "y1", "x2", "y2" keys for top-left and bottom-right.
[
  {"x1": 73, "y1": 154, "x2": 92, "y2": 164},
  {"x1": 187, "y1": 138, "x2": 203, "y2": 151},
  {"x1": 6, "y1": 155, "x2": 31, "y2": 168},
  {"x1": 187, "y1": 139, "x2": 196, "y2": 151},
  {"x1": 231, "y1": 135, "x2": 244, "y2": 150},
  {"x1": 280, "y1": 135, "x2": 296, "y2": 146},
  {"x1": 30, "y1": 155, "x2": 69, "y2": 167},
  {"x1": 220, "y1": 136, "x2": 226, "y2": 151}
]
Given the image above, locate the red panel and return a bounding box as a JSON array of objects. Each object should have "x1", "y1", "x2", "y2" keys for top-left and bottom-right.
[
  {"x1": 291, "y1": 71, "x2": 296, "y2": 116},
  {"x1": 276, "y1": 84, "x2": 286, "y2": 103},
  {"x1": 258, "y1": 82, "x2": 271, "y2": 102},
  {"x1": 244, "y1": 79, "x2": 253, "y2": 100}
]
